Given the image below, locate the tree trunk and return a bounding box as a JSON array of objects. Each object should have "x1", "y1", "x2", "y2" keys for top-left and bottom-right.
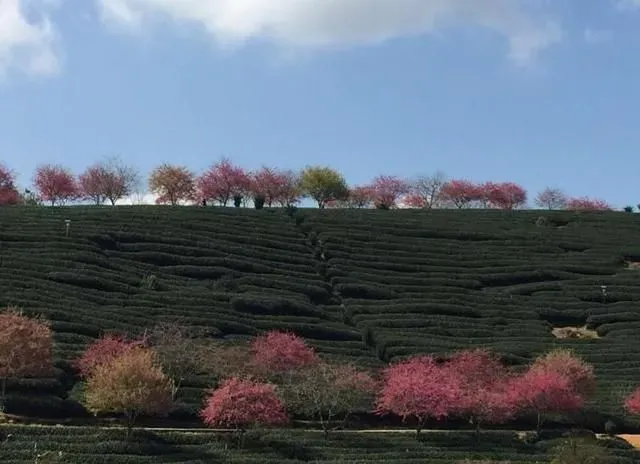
[
  {"x1": 474, "y1": 418, "x2": 481, "y2": 441},
  {"x1": 536, "y1": 411, "x2": 542, "y2": 432},
  {"x1": 125, "y1": 410, "x2": 137, "y2": 440},
  {"x1": 0, "y1": 377, "x2": 6, "y2": 413}
]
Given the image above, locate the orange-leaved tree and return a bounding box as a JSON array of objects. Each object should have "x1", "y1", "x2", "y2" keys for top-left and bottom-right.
[
  {"x1": 148, "y1": 163, "x2": 195, "y2": 205},
  {"x1": 83, "y1": 346, "x2": 173, "y2": 438},
  {"x1": 74, "y1": 334, "x2": 144, "y2": 379},
  {"x1": 0, "y1": 307, "x2": 54, "y2": 413}
]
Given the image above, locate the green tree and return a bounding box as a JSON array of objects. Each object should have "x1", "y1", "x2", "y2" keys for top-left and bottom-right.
[{"x1": 299, "y1": 166, "x2": 349, "y2": 208}]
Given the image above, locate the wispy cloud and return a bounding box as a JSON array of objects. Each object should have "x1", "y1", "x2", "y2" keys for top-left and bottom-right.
[
  {"x1": 97, "y1": 0, "x2": 563, "y2": 67},
  {"x1": 0, "y1": 0, "x2": 60, "y2": 77}
]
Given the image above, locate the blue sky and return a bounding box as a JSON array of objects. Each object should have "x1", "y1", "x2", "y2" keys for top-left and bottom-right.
[{"x1": 2, "y1": 0, "x2": 640, "y2": 207}]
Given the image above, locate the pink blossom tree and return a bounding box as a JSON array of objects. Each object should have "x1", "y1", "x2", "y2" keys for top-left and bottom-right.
[
  {"x1": 0, "y1": 163, "x2": 20, "y2": 205},
  {"x1": 197, "y1": 158, "x2": 251, "y2": 207},
  {"x1": 566, "y1": 197, "x2": 610, "y2": 211},
  {"x1": 376, "y1": 355, "x2": 461, "y2": 435},
  {"x1": 508, "y1": 368, "x2": 584, "y2": 431},
  {"x1": 33, "y1": 164, "x2": 79, "y2": 206},
  {"x1": 624, "y1": 387, "x2": 640, "y2": 416},
  {"x1": 251, "y1": 331, "x2": 319, "y2": 376},
  {"x1": 483, "y1": 182, "x2": 527, "y2": 210},
  {"x1": 440, "y1": 180, "x2": 481, "y2": 208},
  {"x1": 370, "y1": 175, "x2": 409, "y2": 209},
  {"x1": 200, "y1": 377, "x2": 288, "y2": 438},
  {"x1": 447, "y1": 349, "x2": 516, "y2": 436}
]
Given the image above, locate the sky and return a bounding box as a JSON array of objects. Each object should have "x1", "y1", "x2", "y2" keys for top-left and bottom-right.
[{"x1": 2, "y1": 0, "x2": 640, "y2": 207}]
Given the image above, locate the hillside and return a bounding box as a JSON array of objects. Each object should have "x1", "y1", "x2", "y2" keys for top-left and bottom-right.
[{"x1": 1, "y1": 206, "x2": 640, "y2": 428}]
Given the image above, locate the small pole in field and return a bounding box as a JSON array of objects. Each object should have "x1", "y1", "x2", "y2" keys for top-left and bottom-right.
[
  {"x1": 600, "y1": 285, "x2": 607, "y2": 303},
  {"x1": 65, "y1": 219, "x2": 71, "y2": 237}
]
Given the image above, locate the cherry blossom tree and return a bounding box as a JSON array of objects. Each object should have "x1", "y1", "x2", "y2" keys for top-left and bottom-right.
[
  {"x1": 149, "y1": 164, "x2": 195, "y2": 205},
  {"x1": 74, "y1": 334, "x2": 144, "y2": 379},
  {"x1": 197, "y1": 158, "x2": 251, "y2": 207},
  {"x1": 447, "y1": 349, "x2": 516, "y2": 436},
  {"x1": 251, "y1": 331, "x2": 319, "y2": 376},
  {"x1": 624, "y1": 387, "x2": 640, "y2": 415},
  {"x1": 376, "y1": 355, "x2": 461, "y2": 435},
  {"x1": 0, "y1": 308, "x2": 54, "y2": 412},
  {"x1": 530, "y1": 349, "x2": 595, "y2": 398},
  {"x1": 370, "y1": 175, "x2": 409, "y2": 209},
  {"x1": 284, "y1": 363, "x2": 377, "y2": 438},
  {"x1": 440, "y1": 180, "x2": 481, "y2": 209},
  {"x1": 535, "y1": 187, "x2": 568, "y2": 210},
  {"x1": 33, "y1": 164, "x2": 79, "y2": 206},
  {"x1": 484, "y1": 182, "x2": 527, "y2": 210},
  {"x1": 250, "y1": 167, "x2": 301, "y2": 207},
  {"x1": 508, "y1": 368, "x2": 583, "y2": 431},
  {"x1": 200, "y1": 377, "x2": 288, "y2": 437},
  {"x1": 0, "y1": 163, "x2": 20, "y2": 205},
  {"x1": 566, "y1": 197, "x2": 610, "y2": 211},
  {"x1": 406, "y1": 172, "x2": 447, "y2": 209},
  {"x1": 79, "y1": 157, "x2": 139, "y2": 205},
  {"x1": 79, "y1": 164, "x2": 109, "y2": 205},
  {"x1": 83, "y1": 346, "x2": 173, "y2": 438}
]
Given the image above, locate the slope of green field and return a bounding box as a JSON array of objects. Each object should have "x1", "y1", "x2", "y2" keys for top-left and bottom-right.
[
  {"x1": 1, "y1": 206, "x2": 640, "y2": 428},
  {"x1": 1, "y1": 426, "x2": 637, "y2": 463}
]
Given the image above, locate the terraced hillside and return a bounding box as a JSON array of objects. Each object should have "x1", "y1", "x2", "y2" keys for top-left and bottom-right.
[
  {"x1": 1, "y1": 206, "x2": 640, "y2": 427},
  {"x1": 2, "y1": 426, "x2": 638, "y2": 463}
]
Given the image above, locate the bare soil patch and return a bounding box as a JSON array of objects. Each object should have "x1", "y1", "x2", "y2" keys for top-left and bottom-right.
[
  {"x1": 617, "y1": 434, "x2": 640, "y2": 448},
  {"x1": 626, "y1": 261, "x2": 640, "y2": 270},
  {"x1": 552, "y1": 326, "x2": 599, "y2": 340}
]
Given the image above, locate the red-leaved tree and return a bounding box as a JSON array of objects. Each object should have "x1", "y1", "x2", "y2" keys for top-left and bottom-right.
[
  {"x1": 0, "y1": 163, "x2": 20, "y2": 205},
  {"x1": 370, "y1": 176, "x2": 409, "y2": 209},
  {"x1": 197, "y1": 158, "x2": 251, "y2": 207},
  {"x1": 33, "y1": 164, "x2": 79, "y2": 206},
  {"x1": 440, "y1": 180, "x2": 481, "y2": 209},
  {"x1": 200, "y1": 377, "x2": 288, "y2": 435},
  {"x1": 447, "y1": 349, "x2": 516, "y2": 436},
  {"x1": 566, "y1": 197, "x2": 610, "y2": 211},
  {"x1": 251, "y1": 331, "x2": 319, "y2": 376},
  {"x1": 535, "y1": 187, "x2": 568, "y2": 210},
  {"x1": 74, "y1": 335, "x2": 144, "y2": 379},
  {"x1": 483, "y1": 182, "x2": 527, "y2": 210},
  {"x1": 508, "y1": 368, "x2": 584, "y2": 431},
  {"x1": 376, "y1": 355, "x2": 461, "y2": 435}
]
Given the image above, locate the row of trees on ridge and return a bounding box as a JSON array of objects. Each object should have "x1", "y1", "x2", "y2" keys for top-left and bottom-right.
[
  {"x1": 0, "y1": 159, "x2": 617, "y2": 211},
  {"x1": 3, "y1": 308, "x2": 640, "y2": 442}
]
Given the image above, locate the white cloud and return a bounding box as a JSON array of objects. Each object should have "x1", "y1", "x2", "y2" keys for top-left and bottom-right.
[
  {"x1": 97, "y1": 0, "x2": 562, "y2": 66},
  {"x1": 616, "y1": 0, "x2": 640, "y2": 10},
  {"x1": 0, "y1": 0, "x2": 60, "y2": 77}
]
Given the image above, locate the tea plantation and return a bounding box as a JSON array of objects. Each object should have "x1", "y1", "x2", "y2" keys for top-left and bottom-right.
[
  {"x1": 1, "y1": 426, "x2": 638, "y2": 463},
  {"x1": 1, "y1": 205, "x2": 640, "y2": 431}
]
